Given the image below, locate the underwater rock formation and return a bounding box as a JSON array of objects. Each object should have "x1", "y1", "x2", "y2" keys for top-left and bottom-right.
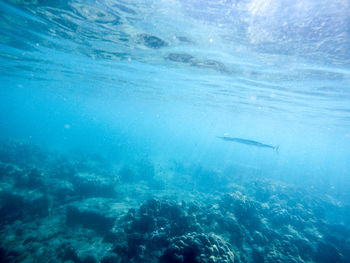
[
  {"x1": 109, "y1": 198, "x2": 236, "y2": 262},
  {"x1": 66, "y1": 199, "x2": 116, "y2": 233},
  {"x1": 0, "y1": 191, "x2": 49, "y2": 224},
  {"x1": 70, "y1": 172, "x2": 116, "y2": 198},
  {"x1": 0, "y1": 141, "x2": 349, "y2": 262},
  {"x1": 161, "y1": 233, "x2": 235, "y2": 263}
]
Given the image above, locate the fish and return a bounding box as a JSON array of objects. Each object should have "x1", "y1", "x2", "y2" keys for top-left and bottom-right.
[{"x1": 217, "y1": 136, "x2": 279, "y2": 151}]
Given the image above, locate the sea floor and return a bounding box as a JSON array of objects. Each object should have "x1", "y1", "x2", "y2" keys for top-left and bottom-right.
[{"x1": 0, "y1": 140, "x2": 349, "y2": 263}]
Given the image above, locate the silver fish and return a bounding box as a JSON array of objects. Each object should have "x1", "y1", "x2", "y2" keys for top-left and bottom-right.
[{"x1": 217, "y1": 136, "x2": 279, "y2": 151}]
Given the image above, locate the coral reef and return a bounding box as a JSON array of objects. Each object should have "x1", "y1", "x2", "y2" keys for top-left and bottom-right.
[
  {"x1": 161, "y1": 233, "x2": 235, "y2": 263},
  {"x1": 0, "y1": 141, "x2": 349, "y2": 262}
]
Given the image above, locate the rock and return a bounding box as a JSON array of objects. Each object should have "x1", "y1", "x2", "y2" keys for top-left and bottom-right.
[
  {"x1": 220, "y1": 192, "x2": 261, "y2": 226},
  {"x1": 14, "y1": 167, "x2": 46, "y2": 190},
  {"x1": 161, "y1": 233, "x2": 234, "y2": 263},
  {"x1": 0, "y1": 191, "x2": 49, "y2": 223},
  {"x1": 70, "y1": 172, "x2": 116, "y2": 198},
  {"x1": 65, "y1": 198, "x2": 116, "y2": 233},
  {"x1": 112, "y1": 199, "x2": 199, "y2": 261},
  {"x1": 1, "y1": 140, "x2": 350, "y2": 263},
  {"x1": 50, "y1": 179, "x2": 74, "y2": 201},
  {"x1": 60, "y1": 241, "x2": 110, "y2": 263},
  {"x1": 122, "y1": 198, "x2": 190, "y2": 238}
]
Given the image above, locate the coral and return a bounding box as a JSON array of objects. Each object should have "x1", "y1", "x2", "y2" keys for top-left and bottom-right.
[
  {"x1": 161, "y1": 233, "x2": 235, "y2": 263},
  {"x1": 0, "y1": 141, "x2": 350, "y2": 262}
]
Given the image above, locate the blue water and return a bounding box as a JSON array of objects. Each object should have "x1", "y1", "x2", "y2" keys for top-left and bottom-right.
[{"x1": 0, "y1": 0, "x2": 350, "y2": 262}]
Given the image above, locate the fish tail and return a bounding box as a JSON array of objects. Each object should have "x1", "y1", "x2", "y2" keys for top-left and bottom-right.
[{"x1": 273, "y1": 145, "x2": 280, "y2": 152}]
